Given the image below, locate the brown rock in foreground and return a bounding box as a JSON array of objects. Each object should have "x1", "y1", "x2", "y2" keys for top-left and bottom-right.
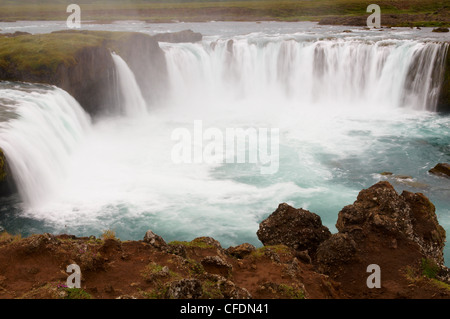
[
  {"x1": 257, "y1": 203, "x2": 331, "y2": 256},
  {"x1": 0, "y1": 181, "x2": 449, "y2": 299},
  {"x1": 429, "y1": 163, "x2": 450, "y2": 178}
]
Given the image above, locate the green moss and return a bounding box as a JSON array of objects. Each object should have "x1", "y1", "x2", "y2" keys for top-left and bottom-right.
[
  {"x1": 0, "y1": 231, "x2": 22, "y2": 245},
  {"x1": 185, "y1": 258, "x2": 205, "y2": 276},
  {"x1": 63, "y1": 288, "x2": 92, "y2": 299},
  {"x1": 251, "y1": 245, "x2": 291, "y2": 259},
  {"x1": 421, "y1": 258, "x2": 440, "y2": 279},
  {"x1": 140, "y1": 262, "x2": 180, "y2": 282},
  {"x1": 168, "y1": 240, "x2": 214, "y2": 249},
  {"x1": 0, "y1": 30, "x2": 150, "y2": 81},
  {"x1": 143, "y1": 285, "x2": 168, "y2": 299},
  {"x1": 431, "y1": 278, "x2": 450, "y2": 292},
  {"x1": 278, "y1": 284, "x2": 305, "y2": 299},
  {"x1": 201, "y1": 280, "x2": 224, "y2": 299},
  {"x1": 0, "y1": 149, "x2": 7, "y2": 181}
]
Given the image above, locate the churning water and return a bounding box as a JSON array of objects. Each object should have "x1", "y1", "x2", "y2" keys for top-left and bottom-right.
[{"x1": 0, "y1": 22, "x2": 449, "y2": 263}]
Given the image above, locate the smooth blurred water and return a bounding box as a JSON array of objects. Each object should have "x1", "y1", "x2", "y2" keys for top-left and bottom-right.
[{"x1": 0, "y1": 21, "x2": 449, "y2": 265}]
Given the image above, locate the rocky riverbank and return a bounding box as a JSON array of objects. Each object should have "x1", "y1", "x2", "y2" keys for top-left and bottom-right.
[{"x1": 0, "y1": 181, "x2": 449, "y2": 299}]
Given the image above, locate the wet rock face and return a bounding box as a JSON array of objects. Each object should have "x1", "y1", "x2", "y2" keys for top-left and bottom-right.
[
  {"x1": 429, "y1": 163, "x2": 450, "y2": 177},
  {"x1": 0, "y1": 148, "x2": 16, "y2": 197},
  {"x1": 401, "y1": 190, "x2": 446, "y2": 265},
  {"x1": 257, "y1": 203, "x2": 331, "y2": 255}
]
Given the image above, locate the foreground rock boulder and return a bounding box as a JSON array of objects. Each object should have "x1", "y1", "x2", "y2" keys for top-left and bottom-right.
[
  {"x1": 257, "y1": 203, "x2": 331, "y2": 256},
  {"x1": 335, "y1": 181, "x2": 445, "y2": 265},
  {"x1": 429, "y1": 163, "x2": 450, "y2": 178},
  {"x1": 256, "y1": 181, "x2": 449, "y2": 298}
]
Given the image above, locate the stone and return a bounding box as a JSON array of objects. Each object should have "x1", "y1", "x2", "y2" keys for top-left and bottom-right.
[
  {"x1": 143, "y1": 230, "x2": 167, "y2": 250},
  {"x1": 164, "y1": 279, "x2": 203, "y2": 299},
  {"x1": 201, "y1": 256, "x2": 232, "y2": 277},
  {"x1": 257, "y1": 203, "x2": 331, "y2": 255},
  {"x1": 226, "y1": 243, "x2": 256, "y2": 259},
  {"x1": 429, "y1": 163, "x2": 450, "y2": 178}
]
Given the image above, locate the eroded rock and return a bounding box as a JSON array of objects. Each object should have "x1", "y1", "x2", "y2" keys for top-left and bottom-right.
[
  {"x1": 257, "y1": 203, "x2": 331, "y2": 255},
  {"x1": 429, "y1": 163, "x2": 450, "y2": 178}
]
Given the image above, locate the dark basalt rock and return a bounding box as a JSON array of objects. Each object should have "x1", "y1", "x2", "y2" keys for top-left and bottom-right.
[
  {"x1": 164, "y1": 278, "x2": 203, "y2": 299},
  {"x1": 226, "y1": 243, "x2": 256, "y2": 259},
  {"x1": 0, "y1": 148, "x2": 16, "y2": 198},
  {"x1": 429, "y1": 163, "x2": 450, "y2": 177},
  {"x1": 143, "y1": 229, "x2": 168, "y2": 250},
  {"x1": 432, "y1": 27, "x2": 449, "y2": 33},
  {"x1": 257, "y1": 203, "x2": 331, "y2": 255},
  {"x1": 335, "y1": 181, "x2": 446, "y2": 265}
]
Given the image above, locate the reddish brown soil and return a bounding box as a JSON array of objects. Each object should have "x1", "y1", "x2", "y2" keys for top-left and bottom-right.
[{"x1": 0, "y1": 232, "x2": 448, "y2": 299}]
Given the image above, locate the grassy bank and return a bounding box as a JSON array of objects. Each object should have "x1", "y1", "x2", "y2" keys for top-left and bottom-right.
[
  {"x1": 0, "y1": 31, "x2": 144, "y2": 78},
  {"x1": 0, "y1": 0, "x2": 448, "y2": 27}
]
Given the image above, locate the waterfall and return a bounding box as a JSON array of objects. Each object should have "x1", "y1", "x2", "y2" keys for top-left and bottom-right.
[
  {"x1": 0, "y1": 84, "x2": 91, "y2": 206},
  {"x1": 161, "y1": 37, "x2": 448, "y2": 112},
  {"x1": 111, "y1": 52, "x2": 148, "y2": 116}
]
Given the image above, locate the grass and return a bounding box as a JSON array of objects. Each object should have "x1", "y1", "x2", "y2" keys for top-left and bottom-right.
[
  {"x1": 421, "y1": 258, "x2": 440, "y2": 279},
  {"x1": 250, "y1": 245, "x2": 291, "y2": 259},
  {"x1": 0, "y1": 30, "x2": 151, "y2": 81},
  {"x1": 0, "y1": 0, "x2": 448, "y2": 26},
  {"x1": 100, "y1": 229, "x2": 117, "y2": 241},
  {"x1": 140, "y1": 262, "x2": 179, "y2": 282},
  {"x1": 0, "y1": 231, "x2": 22, "y2": 244},
  {"x1": 278, "y1": 283, "x2": 305, "y2": 299},
  {"x1": 63, "y1": 287, "x2": 92, "y2": 299},
  {"x1": 168, "y1": 239, "x2": 215, "y2": 249}
]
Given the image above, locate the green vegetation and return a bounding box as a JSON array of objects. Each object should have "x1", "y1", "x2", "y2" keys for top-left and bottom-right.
[
  {"x1": 250, "y1": 245, "x2": 291, "y2": 259},
  {"x1": 0, "y1": 30, "x2": 149, "y2": 81},
  {"x1": 185, "y1": 258, "x2": 206, "y2": 276},
  {"x1": 277, "y1": 283, "x2": 305, "y2": 299},
  {"x1": 0, "y1": 0, "x2": 448, "y2": 26},
  {"x1": 0, "y1": 231, "x2": 22, "y2": 245},
  {"x1": 140, "y1": 262, "x2": 179, "y2": 282},
  {"x1": 63, "y1": 287, "x2": 92, "y2": 299},
  {"x1": 100, "y1": 229, "x2": 117, "y2": 241},
  {"x1": 141, "y1": 284, "x2": 168, "y2": 299},
  {"x1": 201, "y1": 280, "x2": 224, "y2": 299},
  {"x1": 168, "y1": 239, "x2": 215, "y2": 249},
  {"x1": 421, "y1": 258, "x2": 440, "y2": 279}
]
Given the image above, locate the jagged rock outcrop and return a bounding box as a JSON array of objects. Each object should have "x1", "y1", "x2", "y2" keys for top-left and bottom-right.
[
  {"x1": 143, "y1": 230, "x2": 168, "y2": 250},
  {"x1": 257, "y1": 181, "x2": 449, "y2": 298},
  {"x1": 257, "y1": 203, "x2": 331, "y2": 256},
  {"x1": 334, "y1": 181, "x2": 446, "y2": 265},
  {"x1": 429, "y1": 163, "x2": 450, "y2": 177}
]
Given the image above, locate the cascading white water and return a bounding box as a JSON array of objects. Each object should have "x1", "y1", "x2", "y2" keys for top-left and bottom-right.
[
  {"x1": 0, "y1": 28, "x2": 448, "y2": 261},
  {"x1": 161, "y1": 37, "x2": 448, "y2": 112},
  {"x1": 111, "y1": 52, "x2": 148, "y2": 116},
  {"x1": 0, "y1": 85, "x2": 90, "y2": 207}
]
